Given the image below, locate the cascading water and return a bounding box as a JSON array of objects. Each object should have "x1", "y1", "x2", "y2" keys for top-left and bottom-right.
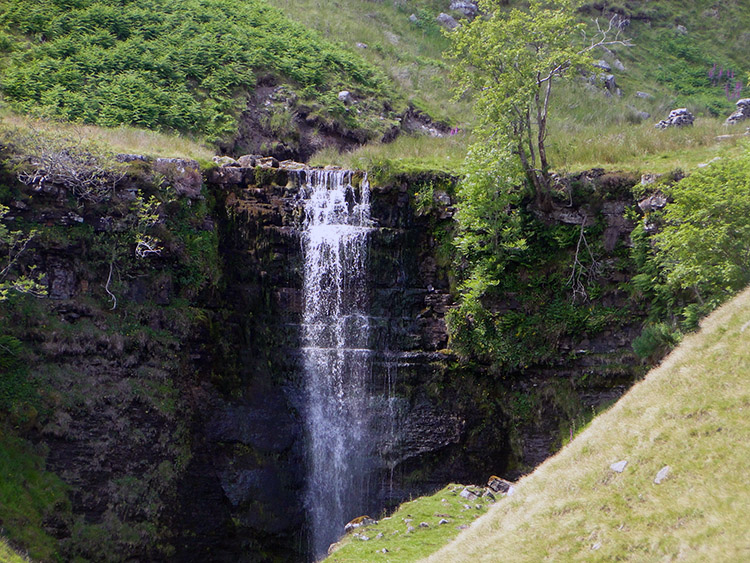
[{"x1": 299, "y1": 169, "x2": 374, "y2": 558}]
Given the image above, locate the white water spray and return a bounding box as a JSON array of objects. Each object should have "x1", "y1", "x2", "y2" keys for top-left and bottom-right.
[{"x1": 299, "y1": 169, "x2": 373, "y2": 558}]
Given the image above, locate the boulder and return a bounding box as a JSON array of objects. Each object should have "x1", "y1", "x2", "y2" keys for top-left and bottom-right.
[
  {"x1": 450, "y1": 1, "x2": 478, "y2": 17},
  {"x1": 655, "y1": 108, "x2": 694, "y2": 129},
  {"x1": 593, "y1": 59, "x2": 612, "y2": 72},
  {"x1": 599, "y1": 73, "x2": 618, "y2": 94},
  {"x1": 338, "y1": 90, "x2": 355, "y2": 105},
  {"x1": 459, "y1": 486, "x2": 480, "y2": 501},
  {"x1": 237, "y1": 154, "x2": 262, "y2": 167},
  {"x1": 409, "y1": 13, "x2": 418, "y2": 23},
  {"x1": 487, "y1": 475, "x2": 514, "y2": 494},
  {"x1": 636, "y1": 91, "x2": 652, "y2": 99},
  {"x1": 213, "y1": 155, "x2": 239, "y2": 167},
  {"x1": 345, "y1": 515, "x2": 376, "y2": 533},
  {"x1": 638, "y1": 193, "x2": 668, "y2": 213},
  {"x1": 726, "y1": 98, "x2": 750, "y2": 125},
  {"x1": 436, "y1": 12, "x2": 460, "y2": 30}
]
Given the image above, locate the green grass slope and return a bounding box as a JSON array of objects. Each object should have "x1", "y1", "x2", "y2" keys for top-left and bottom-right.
[
  {"x1": 0, "y1": 538, "x2": 30, "y2": 563},
  {"x1": 421, "y1": 286, "x2": 750, "y2": 562}
]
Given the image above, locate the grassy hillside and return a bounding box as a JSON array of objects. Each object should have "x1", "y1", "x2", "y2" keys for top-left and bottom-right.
[
  {"x1": 0, "y1": 0, "x2": 390, "y2": 143},
  {"x1": 326, "y1": 285, "x2": 750, "y2": 561},
  {"x1": 0, "y1": 538, "x2": 29, "y2": 563}
]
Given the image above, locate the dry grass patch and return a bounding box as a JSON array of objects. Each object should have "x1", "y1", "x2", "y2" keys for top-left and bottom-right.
[
  {"x1": 0, "y1": 111, "x2": 214, "y2": 161},
  {"x1": 423, "y1": 287, "x2": 750, "y2": 563}
]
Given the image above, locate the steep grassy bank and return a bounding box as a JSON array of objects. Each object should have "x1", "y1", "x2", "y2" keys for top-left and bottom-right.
[
  {"x1": 326, "y1": 285, "x2": 750, "y2": 561},
  {"x1": 426, "y1": 285, "x2": 750, "y2": 562}
]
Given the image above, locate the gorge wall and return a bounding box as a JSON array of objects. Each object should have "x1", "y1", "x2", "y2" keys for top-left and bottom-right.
[{"x1": 0, "y1": 153, "x2": 648, "y2": 561}]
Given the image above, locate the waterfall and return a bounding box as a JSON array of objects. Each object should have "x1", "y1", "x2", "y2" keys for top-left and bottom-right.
[{"x1": 299, "y1": 169, "x2": 373, "y2": 558}]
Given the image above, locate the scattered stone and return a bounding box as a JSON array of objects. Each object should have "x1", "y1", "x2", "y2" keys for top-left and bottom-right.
[
  {"x1": 475, "y1": 504, "x2": 483, "y2": 510},
  {"x1": 212, "y1": 155, "x2": 239, "y2": 167},
  {"x1": 655, "y1": 108, "x2": 694, "y2": 129},
  {"x1": 483, "y1": 491, "x2": 496, "y2": 502},
  {"x1": 456, "y1": 524, "x2": 469, "y2": 530},
  {"x1": 403, "y1": 518, "x2": 413, "y2": 523},
  {"x1": 594, "y1": 59, "x2": 612, "y2": 72},
  {"x1": 436, "y1": 12, "x2": 460, "y2": 30},
  {"x1": 356, "y1": 42, "x2": 368, "y2": 49},
  {"x1": 409, "y1": 13, "x2": 418, "y2": 23},
  {"x1": 378, "y1": 548, "x2": 389, "y2": 553},
  {"x1": 360, "y1": 536, "x2": 370, "y2": 541},
  {"x1": 592, "y1": 542, "x2": 602, "y2": 550},
  {"x1": 610, "y1": 460, "x2": 628, "y2": 473},
  {"x1": 375, "y1": 532, "x2": 383, "y2": 539},
  {"x1": 487, "y1": 475, "x2": 514, "y2": 494},
  {"x1": 698, "y1": 157, "x2": 721, "y2": 168},
  {"x1": 726, "y1": 98, "x2": 750, "y2": 125},
  {"x1": 338, "y1": 91, "x2": 355, "y2": 105},
  {"x1": 419, "y1": 522, "x2": 429, "y2": 528},
  {"x1": 507, "y1": 485, "x2": 516, "y2": 496},
  {"x1": 450, "y1": 1, "x2": 478, "y2": 17},
  {"x1": 345, "y1": 515, "x2": 376, "y2": 533},
  {"x1": 463, "y1": 504, "x2": 472, "y2": 510},
  {"x1": 459, "y1": 486, "x2": 479, "y2": 501},
  {"x1": 654, "y1": 465, "x2": 671, "y2": 484},
  {"x1": 715, "y1": 135, "x2": 735, "y2": 141},
  {"x1": 406, "y1": 525, "x2": 415, "y2": 533},
  {"x1": 439, "y1": 518, "x2": 449, "y2": 525},
  {"x1": 612, "y1": 58, "x2": 626, "y2": 71},
  {"x1": 636, "y1": 91, "x2": 652, "y2": 99},
  {"x1": 676, "y1": 24, "x2": 688, "y2": 34}
]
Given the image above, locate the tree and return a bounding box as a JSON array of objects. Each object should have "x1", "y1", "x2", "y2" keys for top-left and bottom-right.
[
  {"x1": 0, "y1": 204, "x2": 46, "y2": 301},
  {"x1": 448, "y1": 0, "x2": 631, "y2": 205},
  {"x1": 655, "y1": 154, "x2": 750, "y2": 309}
]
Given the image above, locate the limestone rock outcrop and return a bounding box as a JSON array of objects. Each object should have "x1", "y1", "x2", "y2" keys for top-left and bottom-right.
[
  {"x1": 655, "y1": 108, "x2": 694, "y2": 129},
  {"x1": 726, "y1": 98, "x2": 750, "y2": 125}
]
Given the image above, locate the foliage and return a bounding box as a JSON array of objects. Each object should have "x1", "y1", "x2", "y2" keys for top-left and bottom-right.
[
  {"x1": 447, "y1": 0, "x2": 627, "y2": 200},
  {"x1": 0, "y1": 0, "x2": 386, "y2": 143},
  {"x1": 631, "y1": 321, "x2": 681, "y2": 361},
  {"x1": 0, "y1": 204, "x2": 46, "y2": 301},
  {"x1": 654, "y1": 150, "x2": 750, "y2": 312},
  {"x1": 10, "y1": 130, "x2": 125, "y2": 202}
]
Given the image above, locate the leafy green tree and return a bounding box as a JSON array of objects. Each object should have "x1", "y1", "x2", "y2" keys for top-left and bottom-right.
[
  {"x1": 0, "y1": 204, "x2": 45, "y2": 301},
  {"x1": 448, "y1": 0, "x2": 630, "y2": 205},
  {"x1": 655, "y1": 153, "x2": 750, "y2": 308}
]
